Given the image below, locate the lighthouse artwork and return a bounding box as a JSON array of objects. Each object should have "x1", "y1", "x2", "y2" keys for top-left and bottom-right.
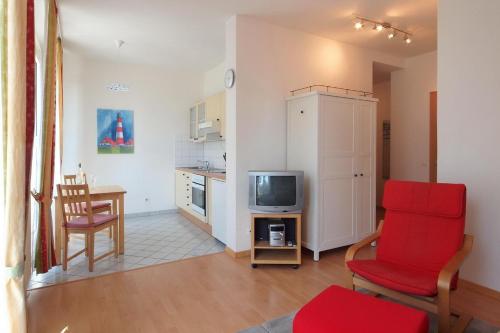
[{"x1": 97, "y1": 108, "x2": 134, "y2": 154}]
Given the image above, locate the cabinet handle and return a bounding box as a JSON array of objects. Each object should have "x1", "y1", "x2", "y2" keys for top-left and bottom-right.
[
  {"x1": 187, "y1": 204, "x2": 190, "y2": 206},
  {"x1": 216, "y1": 118, "x2": 220, "y2": 121},
  {"x1": 300, "y1": 110, "x2": 304, "y2": 114},
  {"x1": 354, "y1": 174, "x2": 358, "y2": 177},
  {"x1": 360, "y1": 173, "x2": 364, "y2": 177}
]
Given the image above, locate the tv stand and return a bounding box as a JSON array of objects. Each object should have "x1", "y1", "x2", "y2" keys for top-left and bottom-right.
[{"x1": 250, "y1": 213, "x2": 301, "y2": 268}]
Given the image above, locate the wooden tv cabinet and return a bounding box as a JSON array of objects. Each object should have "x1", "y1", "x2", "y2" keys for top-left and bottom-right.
[{"x1": 250, "y1": 213, "x2": 301, "y2": 268}]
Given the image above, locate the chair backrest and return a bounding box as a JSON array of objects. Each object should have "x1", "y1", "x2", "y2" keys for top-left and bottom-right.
[
  {"x1": 63, "y1": 174, "x2": 87, "y2": 185},
  {"x1": 377, "y1": 180, "x2": 466, "y2": 274},
  {"x1": 57, "y1": 184, "x2": 94, "y2": 225}
]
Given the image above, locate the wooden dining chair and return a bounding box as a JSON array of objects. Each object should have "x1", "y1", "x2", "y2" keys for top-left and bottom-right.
[
  {"x1": 57, "y1": 184, "x2": 118, "y2": 272},
  {"x1": 64, "y1": 174, "x2": 113, "y2": 238}
]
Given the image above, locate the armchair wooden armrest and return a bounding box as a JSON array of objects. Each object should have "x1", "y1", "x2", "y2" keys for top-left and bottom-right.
[
  {"x1": 345, "y1": 220, "x2": 384, "y2": 263},
  {"x1": 437, "y1": 234, "x2": 474, "y2": 291}
]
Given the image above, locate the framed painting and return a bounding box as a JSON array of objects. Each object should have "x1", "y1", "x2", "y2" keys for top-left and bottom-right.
[{"x1": 97, "y1": 108, "x2": 134, "y2": 154}]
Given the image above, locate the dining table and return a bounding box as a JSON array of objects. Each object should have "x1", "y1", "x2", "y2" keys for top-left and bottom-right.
[{"x1": 54, "y1": 185, "x2": 127, "y2": 264}]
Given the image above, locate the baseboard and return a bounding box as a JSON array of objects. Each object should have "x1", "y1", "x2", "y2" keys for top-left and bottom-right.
[
  {"x1": 460, "y1": 278, "x2": 500, "y2": 301},
  {"x1": 224, "y1": 246, "x2": 250, "y2": 258},
  {"x1": 178, "y1": 208, "x2": 212, "y2": 235},
  {"x1": 125, "y1": 209, "x2": 178, "y2": 218}
]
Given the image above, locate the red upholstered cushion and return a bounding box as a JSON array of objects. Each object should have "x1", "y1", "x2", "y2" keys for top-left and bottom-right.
[
  {"x1": 378, "y1": 180, "x2": 466, "y2": 276},
  {"x1": 66, "y1": 214, "x2": 117, "y2": 228},
  {"x1": 293, "y1": 285, "x2": 429, "y2": 333},
  {"x1": 347, "y1": 259, "x2": 439, "y2": 296},
  {"x1": 382, "y1": 180, "x2": 466, "y2": 218}
]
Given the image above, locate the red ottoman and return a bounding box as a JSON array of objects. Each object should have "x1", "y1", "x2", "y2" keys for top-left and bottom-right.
[{"x1": 293, "y1": 285, "x2": 428, "y2": 333}]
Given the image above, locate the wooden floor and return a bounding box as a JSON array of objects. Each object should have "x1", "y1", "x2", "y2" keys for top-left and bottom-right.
[{"x1": 27, "y1": 247, "x2": 500, "y2": 333}]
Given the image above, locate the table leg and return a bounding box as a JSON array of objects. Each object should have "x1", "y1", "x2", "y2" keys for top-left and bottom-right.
[
  {"x1": 112, "y1": 198, "x2": 118, "y2": 215},
  {"x1": 119, "y1": 193, "x2": 125, "y2": 254},
  {"x1": 55, "y1": 196, "x2": 62, "y2": 264}
]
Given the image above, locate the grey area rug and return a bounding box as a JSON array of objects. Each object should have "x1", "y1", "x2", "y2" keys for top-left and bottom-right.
[{"x1": 239, "y1": 292, "x2": 500, "y2": 333}]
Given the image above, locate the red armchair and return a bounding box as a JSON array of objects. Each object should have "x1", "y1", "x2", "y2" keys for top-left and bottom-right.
[{"x1": 345, "y1": 180, "x2": 473, "y2": 333}]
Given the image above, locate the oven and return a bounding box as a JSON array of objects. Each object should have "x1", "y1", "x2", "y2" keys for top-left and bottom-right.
[{"x1": 191, "y1": 174, "x2": 206, "y2": 216}]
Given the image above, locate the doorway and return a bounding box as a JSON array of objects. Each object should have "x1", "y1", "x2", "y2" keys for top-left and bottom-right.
[
  {"x1": 429, "y1": 91, "x2": 437, "y2": 182},
  {"x1": 372, "y1": 62, "x2": 399, "y2": 207}
]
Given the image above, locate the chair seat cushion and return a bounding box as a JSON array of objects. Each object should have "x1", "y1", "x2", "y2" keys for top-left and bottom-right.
[
  {"x1": 82, "y1": 201, "x2": 111, "y2": 212},
  {"x1": 293, "y1": 285, "x2": 428, "y2": 333},
  {"x1": 347, "y1": 259, "x2": 439, "y2": 296},
  {"x1": 66, "y1": 214, "x2": 117, "y2": 229}
]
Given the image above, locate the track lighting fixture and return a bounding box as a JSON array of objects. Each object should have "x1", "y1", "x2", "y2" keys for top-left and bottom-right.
[{"x1": 352, "y1": 15, "x2": 412, "y2": 45}]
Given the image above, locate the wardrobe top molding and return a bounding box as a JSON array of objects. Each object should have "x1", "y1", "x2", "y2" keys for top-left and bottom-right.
[{"x1": 285, "y1": 90, "x2": 378, "y2": 103}]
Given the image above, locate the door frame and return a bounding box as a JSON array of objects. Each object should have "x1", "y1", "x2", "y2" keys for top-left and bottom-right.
[{"x1": 429, "y1": 91, "x2": 437, "y2": 182}]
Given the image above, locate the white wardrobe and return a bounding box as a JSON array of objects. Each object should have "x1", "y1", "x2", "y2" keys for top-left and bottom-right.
[{"x1": 286, "y1": 91, "x2": 377, "y2": 261}]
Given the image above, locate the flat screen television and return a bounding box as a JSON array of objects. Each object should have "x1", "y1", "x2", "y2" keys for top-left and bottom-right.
[{"x1": 248, "y1": 171, "x2": 304, "y2": 213}]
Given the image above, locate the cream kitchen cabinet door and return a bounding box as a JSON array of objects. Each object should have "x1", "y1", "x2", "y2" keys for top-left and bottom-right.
[{"x1": 175, "y1": 170, "x2": 191, "y2": 210}]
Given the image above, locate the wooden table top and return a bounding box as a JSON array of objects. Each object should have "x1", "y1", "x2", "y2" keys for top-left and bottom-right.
[{"x1": 89, "y1": 185, "x2": 127, "y2": 195}]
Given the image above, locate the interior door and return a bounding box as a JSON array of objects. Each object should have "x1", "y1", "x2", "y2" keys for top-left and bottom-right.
[
  {"x1": 355, "y1": 101, "x2": 375, "y2": 240},
  {"x1": 319, "y1": 96, "x2": 356, "y2": 249}
]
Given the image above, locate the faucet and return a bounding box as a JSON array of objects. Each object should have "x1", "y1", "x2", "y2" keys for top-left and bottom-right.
[{"x1": 198, "y1": 160, "x2": 210, "y2": 170}]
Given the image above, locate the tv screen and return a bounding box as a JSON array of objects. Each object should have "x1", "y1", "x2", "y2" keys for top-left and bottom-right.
[{"x1": 256, "y1": 176, "x2": 296, "y2": 206}]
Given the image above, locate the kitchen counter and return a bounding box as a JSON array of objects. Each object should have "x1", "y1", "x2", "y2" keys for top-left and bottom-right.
[{"x1": 176, "y1": 167, "x2": 226, "y2": 181}]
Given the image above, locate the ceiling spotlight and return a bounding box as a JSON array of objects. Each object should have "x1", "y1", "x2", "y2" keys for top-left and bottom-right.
[{"x1": 352, "y1": 15, "x2": 413, "y2": 44}]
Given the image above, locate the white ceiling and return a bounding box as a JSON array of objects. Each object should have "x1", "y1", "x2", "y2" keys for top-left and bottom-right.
[{"x1": 59, "y1": 0, "x2": 436, "y2": 72}]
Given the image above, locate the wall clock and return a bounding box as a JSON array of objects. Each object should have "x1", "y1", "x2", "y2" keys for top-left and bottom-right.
[{"x1": 225, "y1": 69, "x2": 235, "y2": 88}]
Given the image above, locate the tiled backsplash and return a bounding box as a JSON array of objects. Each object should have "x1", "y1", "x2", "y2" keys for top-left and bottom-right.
[
  {"x1": 175, "y1": 137, "x2": 226, "y2": 169},
  {"x1": 175, "y1": 137, "x2": 204, "y2": 167},
  {"x1": 203, "y1": 141, "x2": 226, "y2": 169}
]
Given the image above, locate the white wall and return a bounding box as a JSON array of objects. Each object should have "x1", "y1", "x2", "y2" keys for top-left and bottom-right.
[
  {"x1": 202, "y1": 62, "x2": 226, "y2": 170},
  {"x1": 438, "y1": 0, "x2": 500, "y2": 291},
  {"x1": 62, "y1": 53, "x2": 203, "y2": 214},
  {"x1": 202, "y1": 62, "x2": 225, "y2": 98},
  {"x1": 391, "y1": 51, "x2": 436, "y2": 182},
  {"x1": 225, "y1": 16, "x2": 405, "y2": 251},
  {"x1": 373, "y1": 80, "x2": 391, "y2": 206}
]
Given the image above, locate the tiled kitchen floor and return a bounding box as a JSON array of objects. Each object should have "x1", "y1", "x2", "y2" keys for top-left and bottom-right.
[{"x1": 28, "y1": 212, "x2": 225, "y2": 289}]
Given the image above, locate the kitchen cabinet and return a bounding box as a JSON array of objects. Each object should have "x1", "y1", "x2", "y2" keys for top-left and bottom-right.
[
  {"x1": 190, "y1": 92, "x2": 225, "y2": 142},
  {"x1": 286, "y1": 91, "x2": 376, "y2": 261},
  {"x1": 189, "y1": 102, "x2": 206, "y2": 142},
  {"x1": 175, "y1": 170, "x2": 192, "y2": 210},
  {"x1": 205, "y1": 91, "x2": 225, "y2": 139},
  {"x1": 208, "y1": 178, "x2": 226, "y2": 244}
]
